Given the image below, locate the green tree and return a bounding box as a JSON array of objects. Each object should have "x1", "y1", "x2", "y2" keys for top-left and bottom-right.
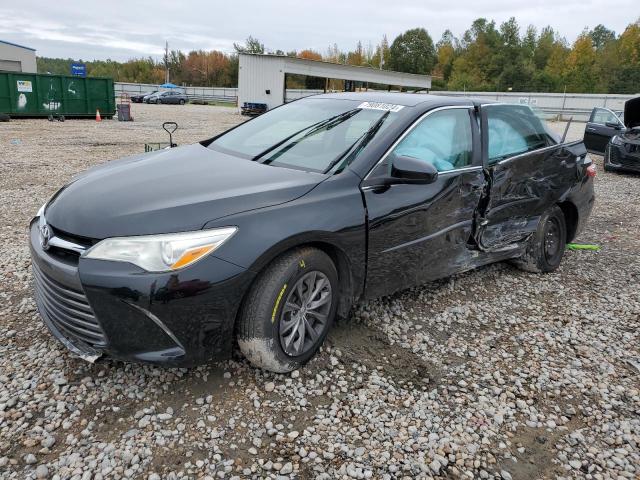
[
  {"x1": 590, "y1": 24, "x2": 616, "y2": 51},
  {"x1": 233, "y1": 36, "x2": 265, "y2": 54},
  {"x1": 434, "y1": 30, "x2": 457, "y2": 83},
  {"x1": 388, "y1": 28, "x2": 436, "y2": 74}
]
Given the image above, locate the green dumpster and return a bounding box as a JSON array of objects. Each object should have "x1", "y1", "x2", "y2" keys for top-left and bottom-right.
[{"x1": 0, "y1": 71, "x2": 115, "y2": 118}]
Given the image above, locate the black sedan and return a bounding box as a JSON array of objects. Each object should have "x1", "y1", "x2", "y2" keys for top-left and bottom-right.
[
  {"x1": 584, "y1": 97, "x2": 640, "y2": 173},
  {"x1": 30, "y1": 93, "x2": 595, "y2": 372}
]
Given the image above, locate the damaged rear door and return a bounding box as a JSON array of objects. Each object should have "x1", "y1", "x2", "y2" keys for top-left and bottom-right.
[{"x1": 475, "y1": 104, "x2": 578, "y2": 251}]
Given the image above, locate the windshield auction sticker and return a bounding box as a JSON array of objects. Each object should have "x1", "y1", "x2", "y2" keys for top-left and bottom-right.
[{"x1": 358, "y1": 102, "x2": 405, "y2": 112}]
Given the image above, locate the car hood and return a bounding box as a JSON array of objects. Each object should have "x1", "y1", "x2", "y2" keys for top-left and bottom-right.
[
  {"x1": 45, "y1": 143, "x2": 325, "y2": 239},
  {"x1": 624, "y1": 96, "x2": 640, "y2": 129}
]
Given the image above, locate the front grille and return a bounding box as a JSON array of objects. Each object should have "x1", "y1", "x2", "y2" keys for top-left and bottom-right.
[{"x1": 32, "y1": 263, "x2": 107, "y2": 347}]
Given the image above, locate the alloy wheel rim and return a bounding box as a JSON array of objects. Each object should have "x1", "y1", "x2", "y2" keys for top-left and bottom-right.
[{"x1": 279, "y1": 271, "x2": 332, "y2": 357}]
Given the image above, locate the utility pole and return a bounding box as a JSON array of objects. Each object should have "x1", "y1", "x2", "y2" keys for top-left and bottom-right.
[{"x1": 164, "y1": 41, "x2": 170, "y2": 84}]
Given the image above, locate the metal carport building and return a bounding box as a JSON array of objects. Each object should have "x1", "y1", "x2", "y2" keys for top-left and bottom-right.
[
  {"x1": 0, "y1": 40, "x2": 37, "y2": 73},
  {"x1": 238, "y1": 53, "x2": 431, "y2": 110}
]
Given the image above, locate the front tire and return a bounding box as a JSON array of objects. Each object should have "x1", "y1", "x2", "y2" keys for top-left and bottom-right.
[
  {"x1": 511, "y1": 205, "x2": 567, "y2": 273},
  {"x1": 237, "y1": 247, "x2": 338, "y2": 372}
]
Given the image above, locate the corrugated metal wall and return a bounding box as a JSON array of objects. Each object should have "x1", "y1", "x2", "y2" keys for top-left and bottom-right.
[
  {"x1": 238, "y1": 55, "x2": 285, "y2": 109},
  {"x1": 431, "y1": 91, "x2": 635, "y2": 121},
  {"x1": 114, "y1": 81, "x2": 636, "y2": 121}
]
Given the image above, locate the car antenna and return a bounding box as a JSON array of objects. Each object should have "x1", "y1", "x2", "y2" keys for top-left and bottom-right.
[{"x1": 561, "y1": 116, "x2": 573, "y2": 143}]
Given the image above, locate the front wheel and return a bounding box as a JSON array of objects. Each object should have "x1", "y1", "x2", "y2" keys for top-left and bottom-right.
[
  {"x1": 179, "y1": 99, "x2": 185, "y2": 105},
  {"x1": 511, "y1": 205, "x2": 567, "y2": 273},
  {"x1": 237, "y1": 247, "x2": 338, "y2": 372}
]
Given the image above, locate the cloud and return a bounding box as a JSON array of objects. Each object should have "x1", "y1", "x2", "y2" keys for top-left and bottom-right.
[{"x1": 0, "y1": 0, "x2": 635, "y2": 61}]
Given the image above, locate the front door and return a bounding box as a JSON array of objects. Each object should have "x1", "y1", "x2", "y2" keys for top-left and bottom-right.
[
  {"x1": 476, "y1": 104, "x2": 578, "y2": 251},
  {"x1": 362, "y1": 106, "x2": 485, "y2": 299},
  {"x1": 584, "y1": 107, "x2": 624, "y2": 154}
]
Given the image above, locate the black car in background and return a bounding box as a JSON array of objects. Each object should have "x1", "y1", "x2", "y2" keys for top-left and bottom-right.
[
  {"x1": 146, "y1": 90, "x2": 188, "y2": 105},
  {"x1": 584, "y1": 97, "x2": 640, "y2": 173},
  {"x1": 131, "y1": 91, "x2": 156, "y2": 103},
  {"x1": 30, "y1": 93, "x2": 595, "y2": 372}
]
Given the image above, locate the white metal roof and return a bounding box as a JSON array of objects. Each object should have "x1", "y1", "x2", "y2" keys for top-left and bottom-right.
[
  {"x1": 0, "y1": 39, "x2": 36, "y2": 51},
  {"x1": 240, "y1": 53, "x2": 430, "y2": 88}
]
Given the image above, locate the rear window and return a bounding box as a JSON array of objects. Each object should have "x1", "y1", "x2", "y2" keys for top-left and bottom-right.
[{"x1": 485, "y1": 105, "x2": 556, "y2": 164}]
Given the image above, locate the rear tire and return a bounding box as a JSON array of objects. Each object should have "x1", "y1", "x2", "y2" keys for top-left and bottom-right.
[
  {"x1": 511, "y1": 205, "x2": 567, "y2": 273},
  {"x1": 179, "y1": 99, "x2": 185, "y2": 105},
  {"x1": 237, "y1": 247, "x2": 338, "y2": 372}
]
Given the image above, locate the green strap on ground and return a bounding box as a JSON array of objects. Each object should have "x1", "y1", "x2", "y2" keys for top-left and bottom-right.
[{"x1": 567, "y1": 243, "x2": 601, "y2": 251}]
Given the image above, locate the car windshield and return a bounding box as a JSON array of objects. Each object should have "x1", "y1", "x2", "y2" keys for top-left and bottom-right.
[{"x1": 208, "y1": 98, "x2": 404, "y2": 172}]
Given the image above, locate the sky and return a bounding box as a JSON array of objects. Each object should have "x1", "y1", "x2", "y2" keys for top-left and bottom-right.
[{"x1": 0, "y1": 0, "x2": 636, "y2": 61}]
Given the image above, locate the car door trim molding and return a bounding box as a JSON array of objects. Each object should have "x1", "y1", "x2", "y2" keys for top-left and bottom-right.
[
  {"x1": 495, "y1": 144, "x2": 562, "y2": 166},
  {"x1": 363, "y1": 105, "x2": 475, "y2": 181},
  {"x1": 381, "y1": 219, "x2": 472, "y2": 253}
]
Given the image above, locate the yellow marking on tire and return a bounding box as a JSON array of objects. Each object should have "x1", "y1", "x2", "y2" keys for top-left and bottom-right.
[
  {"x1": 271, "y1": 283, "x2": 287, "y2": 323},
  {"x1": 299, "y1": 259, "x2": 306, "y2": 268}
]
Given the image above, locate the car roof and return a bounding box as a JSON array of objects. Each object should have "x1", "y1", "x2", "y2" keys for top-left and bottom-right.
[{"x1": 309, "y1": 92, "x2": 480, "y2": 108}]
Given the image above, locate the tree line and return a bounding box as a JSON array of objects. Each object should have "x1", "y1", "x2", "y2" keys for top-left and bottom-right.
[{"x1": 36, "y1": 17, "x2": 640, "y2": 94}]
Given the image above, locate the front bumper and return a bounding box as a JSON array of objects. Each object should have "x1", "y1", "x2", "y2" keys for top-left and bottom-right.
[
  {"x1": 605, "y1": 143, "x2": 640, "y2": 173},
  {"x1": 29, "y1": 219, "x2": 254, "y2": 367}
]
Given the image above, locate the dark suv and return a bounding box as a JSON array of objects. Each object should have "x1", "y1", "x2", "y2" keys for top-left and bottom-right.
[{"x1": 30, "y1": 93, "x2": 595, "y2": 372}]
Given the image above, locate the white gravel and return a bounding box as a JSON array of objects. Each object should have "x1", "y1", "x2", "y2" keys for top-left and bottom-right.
[{"x1": 0, "y1": 104, "x2": 638, "y2": 479}]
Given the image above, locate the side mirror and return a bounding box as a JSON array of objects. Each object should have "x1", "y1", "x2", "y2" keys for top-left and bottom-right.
[
  {"x1": 605, "y1": 121, "x2": 622, "y2": 130},
  {"x1": 390, "y1": 155, "x2": 439, "y2": 184}
]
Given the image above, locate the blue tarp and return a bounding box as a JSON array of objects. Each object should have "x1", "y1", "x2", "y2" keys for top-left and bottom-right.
[{"x1": 159, "y1": 83, "x2": 179, "y2": 88}]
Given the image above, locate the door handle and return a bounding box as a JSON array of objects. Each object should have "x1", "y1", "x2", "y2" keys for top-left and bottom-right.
[{"x1": 586, "y1": 127, "x2": 596, "y2": 131}]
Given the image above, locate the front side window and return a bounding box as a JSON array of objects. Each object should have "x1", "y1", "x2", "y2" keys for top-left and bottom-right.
[
  {"x1": 391, "y1": 108, "x2": 473, "y2": 172},
  {"x1": 209, "y1": 98, "x2": 404, "y2": 172},
  {"x1": 591, "y1": 108, "x2": 622, "y2": 125},
  {"x1": 486, "y1": 105, "x2": 555, "y2": 164}
]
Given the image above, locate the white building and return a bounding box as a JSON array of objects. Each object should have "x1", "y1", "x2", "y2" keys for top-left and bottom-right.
[
  {"x1": 238, "y1": 53, "x2": 431, "y2": 110},
  {"x1": 0, "y1": 40, "x2": 37, "y2": 73}
]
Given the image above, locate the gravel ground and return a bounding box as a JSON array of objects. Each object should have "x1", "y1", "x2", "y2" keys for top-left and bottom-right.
[{"x1": 0, "y1": 103, "x2": 638, "y2": 480}]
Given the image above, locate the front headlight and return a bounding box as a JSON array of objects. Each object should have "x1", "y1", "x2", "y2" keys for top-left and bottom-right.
[
  {"x1": 82, "y1": 227, "x2": 237, "y2": 272},
  {"x1": 611, "y1": 136, "x2": 623, "y2": 146}
]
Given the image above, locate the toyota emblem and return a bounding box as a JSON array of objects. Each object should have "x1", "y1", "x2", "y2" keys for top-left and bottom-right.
[{"x1": 39, "y1": 223, "x2": 51, "y2": 250}]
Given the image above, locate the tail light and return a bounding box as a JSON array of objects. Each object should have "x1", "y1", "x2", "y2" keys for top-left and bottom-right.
[{"x1": 586, "y1": 164, "x2": 596, "y2": 178}]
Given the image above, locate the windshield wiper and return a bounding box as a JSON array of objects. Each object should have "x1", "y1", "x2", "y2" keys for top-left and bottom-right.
[
  {"x1": 323, "y1": 110, "x2": 390, "y2": 174},
  {"x1": 252, "y1": 108, "x2": 361, "y2": 163}
]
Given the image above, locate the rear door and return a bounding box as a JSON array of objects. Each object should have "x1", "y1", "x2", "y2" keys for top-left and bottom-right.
[
  {"x1": 476, "y1": 104, "x2": 577, "y2": 251},
  {"x1": 362, "y1": 106, "x2": 485, "y2": 298},
  {"x1": 584, "y1": 107, "x2": 624, "y2": 154}
]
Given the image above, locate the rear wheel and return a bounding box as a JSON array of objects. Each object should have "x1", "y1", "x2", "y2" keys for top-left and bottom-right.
[
  {"x1": 237, "y1": 247, "x2": 338, "y2": 372},
  {"x1": 179, "y1": 99, "x2": 185, "y2": 105},
  {"x1": 511, "y1": 205, "x2": 567, "y2": 273}
]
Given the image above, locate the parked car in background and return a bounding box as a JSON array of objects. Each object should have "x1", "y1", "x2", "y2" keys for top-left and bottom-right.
[
  {"x1": 583, "y1": 107, "x2": 625, "y2": 154},
  {"x1": 145, "y1": 90, "x2": 188, "y2": 105},
  {"x1": 142, "y1": 91, "x2": 159, "y2": 103},
  {"x1": 30, "y1": 93, "x2": 595, "y2": 372},
  {"x1": 131, "y1": 91, "x2": 156, "y2": 103},
  {"x1": 595, "y1": 97, "x2": 639, "y2": 173}
]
